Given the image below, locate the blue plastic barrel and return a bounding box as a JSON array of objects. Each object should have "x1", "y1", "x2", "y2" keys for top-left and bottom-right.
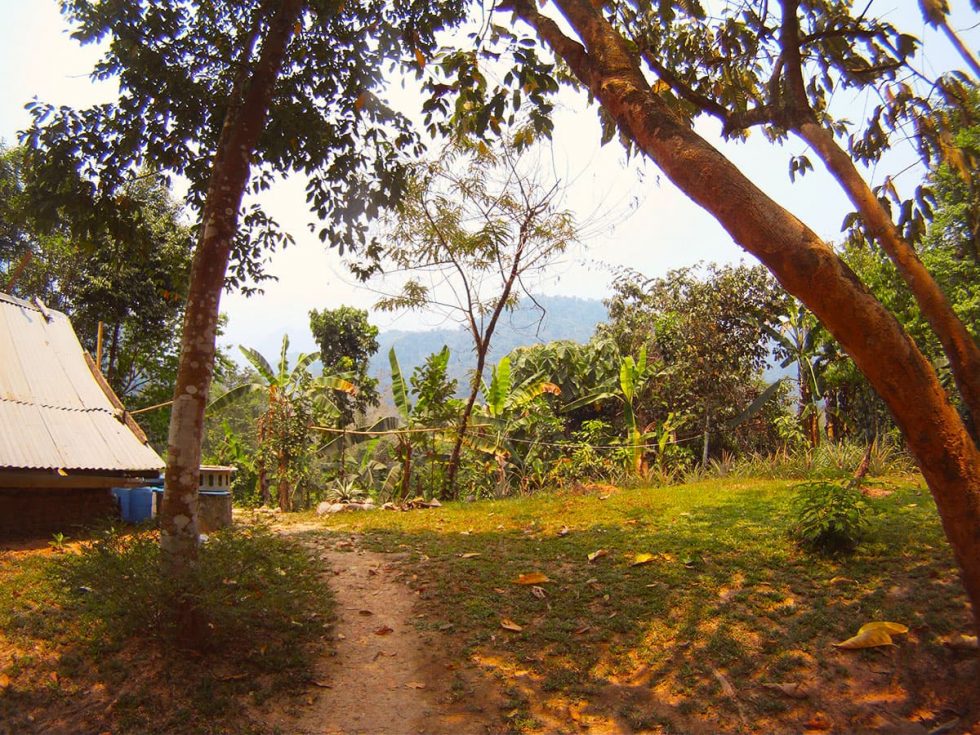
[
  {"x1": 129, "y1": 487, "x2": 154, "y2": 522},
  {"x1": 111, "y1": 488, "x2": 132, "y2": 519}
]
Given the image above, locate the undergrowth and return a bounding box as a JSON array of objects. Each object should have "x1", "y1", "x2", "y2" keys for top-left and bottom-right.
[{"x1": 0, "y1": 524, "x2": 331, "y2": 734}]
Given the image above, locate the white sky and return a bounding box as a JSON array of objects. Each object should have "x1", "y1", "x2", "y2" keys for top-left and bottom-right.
[{"x1": 0, "y1": 1, "x2": 976, "y2": 359}]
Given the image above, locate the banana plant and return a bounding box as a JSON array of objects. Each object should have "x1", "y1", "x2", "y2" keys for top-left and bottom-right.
[
  {"x1": 207, "y1": 334, "x2": 357, "y2": 509},
  {"x1": 564, "y1": 346, "x2": 653, "y2": 474}
]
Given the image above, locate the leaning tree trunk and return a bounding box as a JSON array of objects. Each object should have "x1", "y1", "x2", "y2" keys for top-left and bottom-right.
[
  {"x1": 774, "y1": 1, "x2": 980, "y2": 441},
  {"x1": 160, "y1": 0, "x2": 302, "y2": 578},
  {"x1": 794, "y1": 120, "x2": 980, "y2": 441},
  {"x1": 508, "y1": 0, "x2": 980, "y2": 635}
]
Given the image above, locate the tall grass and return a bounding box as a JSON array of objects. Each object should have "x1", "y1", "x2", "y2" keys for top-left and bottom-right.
[{"x1": 698, "y1": 439, "x2": 916, "y2": 481}]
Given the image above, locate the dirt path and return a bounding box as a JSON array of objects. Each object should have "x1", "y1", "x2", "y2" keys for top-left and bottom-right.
[{"x1": 260, "y1": 531, "x2": 506, "y2": 735}]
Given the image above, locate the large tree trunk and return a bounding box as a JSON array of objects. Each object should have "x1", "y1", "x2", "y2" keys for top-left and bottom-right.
[
  {"x1": 160, "y1": 0, "x2": 302, "y2": 578},
  {"x1": 508, "y1": 0, "x2": 980, "y2": 634}
]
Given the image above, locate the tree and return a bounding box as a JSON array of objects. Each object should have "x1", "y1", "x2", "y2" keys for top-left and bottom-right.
[
  {"x1": 0, "y1": 145, "x2": 193, "y2": 447},
  {"x1": 600, "y1": 264, "x2": 787, "y2": 462},
  {"x1": 494, "y1": 0, "x2": 980, "y2": 632},
  {"x1": 309, "y1": 306, "x2": 380, "y2": 426},
  {"x1": 25, "y1": 0, "x2": 469, "y2": 581},
  {"x1": 577, "y1": 0, "x2": 980, "y2": 437},
  {"x1": 370, "y1": 139, "x2": 577, "y2": 496}
]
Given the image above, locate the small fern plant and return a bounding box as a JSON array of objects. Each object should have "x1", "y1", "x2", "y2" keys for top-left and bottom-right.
[{"x1": 791, "y1": 481, "x2": 869, "y2": 554}]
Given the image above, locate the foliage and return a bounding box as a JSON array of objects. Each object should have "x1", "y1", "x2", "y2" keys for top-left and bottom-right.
[
  {"x1": 712, "y1": 440, "x2": 917, "y2": 481},
  {"x1": 208, "y1": 335, "x2": 356, "y2": 510},
  {"x1": 385, "y1": 346, "x2": 462, "y2": 500},
  {"x1": 791, "y1": 481, "x2": 870, "y2": 554},
  {"x1": 0, "y1": 145, "x2": 194, "y2": 447},
  {"x1": 599, "y1": 264, "x2": 787, "y2": 461},
  {"x1": 369, "y1": 137, "x2": 578, "y2": 496},
  {"x1": 23, "y1": 1, "x2": 471, "y2": 288},
  {"x1": 309, "y1": 306, "x2": 381, "y2": 425}
]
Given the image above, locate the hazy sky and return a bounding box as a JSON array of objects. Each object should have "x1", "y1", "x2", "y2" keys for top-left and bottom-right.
[{"x1": 1, "y1": 1, "x2": 976, "y2": 359}]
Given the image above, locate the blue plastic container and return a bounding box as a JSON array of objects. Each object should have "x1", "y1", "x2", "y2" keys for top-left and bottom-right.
[
  {"x1": 129, "y1": 487, "x2": 154, "y2": 522},
  {"x1": 111, "y1": 488, "x2": 132, "y2": 519}
]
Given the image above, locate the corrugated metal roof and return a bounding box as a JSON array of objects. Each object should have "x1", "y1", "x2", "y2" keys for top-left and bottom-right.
[{"x1": 0, "y1": 292, "x2": 164, "y2": 473}]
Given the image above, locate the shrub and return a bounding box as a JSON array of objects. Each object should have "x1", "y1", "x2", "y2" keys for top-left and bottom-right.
[{"x1": 790, "y1": 480, "x2": 869, "y2": 554}]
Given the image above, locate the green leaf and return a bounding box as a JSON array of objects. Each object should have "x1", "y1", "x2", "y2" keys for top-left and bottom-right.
[{"x1": 389, "y1": 347, "x2": 411, "y2": 422}]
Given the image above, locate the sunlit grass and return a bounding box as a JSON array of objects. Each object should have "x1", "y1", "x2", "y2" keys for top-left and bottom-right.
[{"x1": 304, "y1": 476, "x2": 974, "y2": 733}]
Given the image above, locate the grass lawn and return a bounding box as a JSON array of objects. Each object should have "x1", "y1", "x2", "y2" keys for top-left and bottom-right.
[
  {"x1": 299, "y1": 476, "x2": 978, "y2": 734},
  {"x1": 0, "y1": 476, "x2": 975, "y2": 734}
]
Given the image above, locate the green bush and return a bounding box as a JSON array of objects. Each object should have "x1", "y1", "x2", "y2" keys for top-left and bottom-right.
[{"x1": 790, "y1": 481, "x2": 869, "y2": 554}]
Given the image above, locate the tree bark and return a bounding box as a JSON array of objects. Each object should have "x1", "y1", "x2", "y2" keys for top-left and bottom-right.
[
  {"x1": 160, "y1": 0, "x2": 302, "y2": 578},
  {"x1": 507, "y1": 0, "x2": 980, "y2": 634}
]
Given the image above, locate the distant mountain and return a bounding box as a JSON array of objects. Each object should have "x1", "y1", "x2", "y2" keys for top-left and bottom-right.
[{"x1": 370, "y1": 295, "x2": 607, "y2": 393}]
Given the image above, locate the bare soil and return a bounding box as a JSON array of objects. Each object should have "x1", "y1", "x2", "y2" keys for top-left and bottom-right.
[{"x1": 259, "y1": 529, "x2": 509, "y2": 735}]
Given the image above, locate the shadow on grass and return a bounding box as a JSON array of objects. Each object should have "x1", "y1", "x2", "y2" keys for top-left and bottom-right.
[
  {"x1": 317, "y1": 480, "x2": 976, "y2": 733},
  {"x1": 0, "y1": 524, "x2": 331, "y2": 735}
]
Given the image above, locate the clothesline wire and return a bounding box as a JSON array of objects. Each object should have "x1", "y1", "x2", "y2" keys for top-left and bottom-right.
[{"x1": 309, "y1": 424, "x2": 704, "y2": 452}]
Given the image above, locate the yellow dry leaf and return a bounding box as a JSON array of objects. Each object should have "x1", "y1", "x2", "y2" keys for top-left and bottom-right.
[
  {"x1": 414, "y1": 47, "x2": 426, "y2": 69},
  {"x1": 631, "y1": 553, "x2": 655, "y2": 566},
  {"x1": 587, "y1": 549, "x2": 608, "y2": 563},
  {"x1": 0, "y1": 673, "x2": 9, "y2": 689},
  {"x1": 459, "y1": 553, "x2": 481, "y2": 559},
  {"x1": 515, "y1": 572, "x2": 550, "y2": 585},
  {"x1": 834, "y1": 627, "x2": 894, "y2": 649},
  {"x1": 762, "y1": 681, "x2": 809, "y2": 699},
  {"x1": 857, "y1": 621, "x2": 908, "y2": 636},
  {"x1": 500, "y1": 618, "x2": 523, "y2": 632}
]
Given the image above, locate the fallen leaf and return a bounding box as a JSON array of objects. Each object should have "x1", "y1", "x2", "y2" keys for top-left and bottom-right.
[
  {"x1": 942, "y1": 633, "x2": 978, "y2": 649},
  {"x1": 374, "y1": 625, "x2": 394, "y2": 636},
  {"x1": 500, "y1": 618, "x2": 523, "y2": 632},
  {"x1": 406, "y1": 681, "x2": 426, "y2": 689},
  {"x1": 0, "y1": 673, "x2": 9, "y2": 689},
  {"x1": 460, "y1": 553, "x2": 481, "y2": 559},
  {"x1": 832, "y1": 621, "x2": 909, "y2": 650},
  {"x1": 804, "y1": 713, "x2": 833, "y2": 730},
  {"x1": 493, "y1": 587, "x2": 507, "y2": 595},
  {"x1": 358, "y1": 609, "x2": 373, "y2": 616},
  {"x1": 531, "y1": 585, "x2": 547, "y2": 599},
  {"x1": 309, "y1": 679, "x2": 333, "y2": 688},
  {"x1": 214, "y1": 672, "x2": 248, "y2": 682},
  {"x1": 557, "y1": 526, "x2": 570, "y2": 537},
  {"x1": 858, "y1": 621, "x2": 908, "y2": 635},
  {"x1": 631, "y1": 553, "x2": 655, "y2": 566},
  {"x1": 710, "y1": 667, "x2": 736, "y2": 698},
  {"x1": 588, "y1": 549, "x2": 608, "y2": 563},
  {"x1": 762, "y1": 681, "x2": 809, "y2": 699},
  {"x1": 515, "y1": 572, "x2": 550, "y2": 585}
]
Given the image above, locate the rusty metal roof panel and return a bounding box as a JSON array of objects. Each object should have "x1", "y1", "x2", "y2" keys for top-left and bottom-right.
[{"x1": 0, "y1": 293, "x2": 164, "y2": 473}]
